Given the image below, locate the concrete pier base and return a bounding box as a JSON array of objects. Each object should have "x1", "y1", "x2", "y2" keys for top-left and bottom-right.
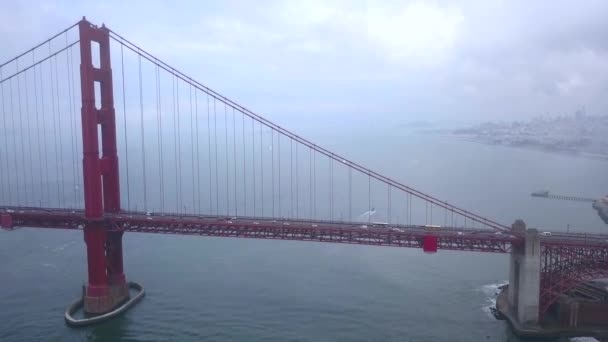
[
  {"x1": 497, "y1": 286, "x2": 608, "y2": 339},
  {"x1": 66, "y1": 282, "x2": 145, "y2": 327},
  {"x1": 84, "y1": 282, "x2": 130, "y2": 314},
  {"x1": 508, "y1": 220, "x2": 541, "y2": 327},
  {"x1": 500, "y1": 220, "x2": 608, "y2": 338}
]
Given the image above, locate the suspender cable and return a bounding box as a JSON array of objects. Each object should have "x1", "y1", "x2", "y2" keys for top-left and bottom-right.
[
  {"x1": 21, "y1": 60, "x2": 31, "y2": 204},
  {"x1": 195, "y1": 89, "x2": 199, "y2": 213},
  {"x1": 53, "y1": 54, "x2": 66, "y2": 206},
  {"x1": 120, "y1": 43, "x2": 131, "y2": 210},
  {"x1": 409, "y1": 193, "x2": 412, "y2": 225},
  {"x1": 260, "y1": 122, "x2": 264, "y2": 217},
  {"x1": 349, "y1": 167, "x2": 352, "y2": 221},
  {"x1": 207, "y1": 94, "x2": 212, "y2": 214},
  {"x1": 309, "y1": 147, "x2": 313, "y2": 219},
  {"x1": 16, "y1": 62, "x2": 26, "y2": 204},
  {"x1": 388, "y1": 185, "x2": 391, "y2": 224},
  {"x1": 69, "y1": 45, "x2": 79, "y2": 206},
  {"x1": 190, "y1": 84, "x2": 195, "y2": 212},
  {"x1": 39, "y1": 59, "x2": 50, "y2": 206},
  {"x1": 329, "y1": 157, "x2": 332, "y2": 220},
  {"x1": 271, "y1": 129, "x2": 275, "y2": 217},
  {"x1": 233, "y1": 108, "x2": 237, "y2": 216},
  {"x1": 404, "y1": 192, "x2": 407, "y2": 226},
  {"x1": 252, "y1": 117, "x2": 256, "y2": 216},
  {"x1": 0, "y1": 70, "x2": 10, "y2": 203},
  {"x1": 295, "y1": 142, "x2": 298, "y2": 219},
  {"x1": 225, "y1": 103, "x2": 229, "y2": 216},
  {"x1": 177, "y1": 77, "x2": 183, "y2": 212},
  {"x1": 156, "y1": 64, "x2": 165, "y2": 212},
  {"x1": 0, "y1": 70, "x2": 4, "y2": 202},
  {"x1": 368, "y1": 173, "x2": 371, "y2": 224},
  {"x1": 278, "y1": 133, "x2": 281, "y2": 217},
  {"x1": 172, "y1": 75, "x2": 179, "y2": 212},
  {"x1": 48, "y1": 53, "x2": 60, "y2": 206},
  {"x1": 405, "y1": 193, "x2": 408, "y2": 225},
  {"x1": 9, "y1": 78, "x2": 19, "y2": 203},
  {"x1": 138, "y1": 55, "x2": 148, "y2": 212},
  {"x1": 329, "y1": 157, "x2": 333, "y2": 220},
  {"x1": 0, "y1": 45, "x2": 77, "y2": 84},
  {"x1": 110, "y1": 31, "x2": 510, "y2": 231},
  {"x1": 290, "y1": 138, "x2": 293, "y2": 219},
  {"x1": 65, "y1": 34, "x2": 77, "y2": 207},
  {"x1": 70, "y1": 46, "x2": 84, "y2": 208},
  {"x1": 0, "y1": 22, "x2": 79, "y2": 69},
  {"x1": 242, "y1": 113, "x2": 246, "y2": 215},
  {"x1": 214, "y1": 98, "x2": 219, "y2": 215},
  {"x1": 451, "y1": 209, "x2": 454, "y2": 227},
  {"x1": 313, "y1": 150, "x2": 316, "y2": 218},
  {"x1": 16, "y1": 61, "x2": 28, "y2": 204},
  {"x1": 24, "y1": 62, "x2": 35, "y2": 205}
]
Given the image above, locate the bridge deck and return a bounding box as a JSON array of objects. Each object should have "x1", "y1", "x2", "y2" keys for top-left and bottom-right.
[{"x1": 3, "y1": 207, "x2": 608, "y2": 253}]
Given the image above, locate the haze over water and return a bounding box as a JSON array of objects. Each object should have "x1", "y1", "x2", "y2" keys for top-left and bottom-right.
[
  {"x1": 2, "y1": 1, "x2": 608, "y2": 340},
  {"x1": 1, "y1": 123, "x2": 606, "y2": 341}
]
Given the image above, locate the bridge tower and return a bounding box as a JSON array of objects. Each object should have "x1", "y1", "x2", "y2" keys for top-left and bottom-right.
[
  {"x1": 508, "y1": 220, "x2": 541, "y2": 325},
  {"x1": 78, "y1": 19, "x2": 129, "y2": 314}
]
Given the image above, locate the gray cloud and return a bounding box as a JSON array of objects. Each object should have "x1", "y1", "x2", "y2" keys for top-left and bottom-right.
[{"x1": 1, "y1": 0, "x2": 607, "y2": 125}]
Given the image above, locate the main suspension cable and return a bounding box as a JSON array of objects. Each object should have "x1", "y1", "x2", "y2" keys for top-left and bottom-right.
[
  {"x1": 108, "y1": 30, "x2": 510, "y2": 231},
  {"x1": 0, "y1": 21, "x2": 78, "y2": 69}
]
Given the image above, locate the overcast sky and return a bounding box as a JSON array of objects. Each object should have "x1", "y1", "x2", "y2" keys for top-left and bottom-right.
[{"x1": 1, "y1": 0, "x2": 608, "y2": 125}]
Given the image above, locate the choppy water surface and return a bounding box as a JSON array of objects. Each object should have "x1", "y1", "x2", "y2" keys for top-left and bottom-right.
[{"x1": 1, "y1": 131, "x2": 606, "y2": 342}]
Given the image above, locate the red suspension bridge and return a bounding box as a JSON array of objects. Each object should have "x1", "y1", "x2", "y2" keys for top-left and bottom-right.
[{"x1": 0, "y1": 18, "x2": 607, "y2": 330}]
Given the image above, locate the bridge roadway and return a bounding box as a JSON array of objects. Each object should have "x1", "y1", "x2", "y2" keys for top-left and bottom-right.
[{"x1": 2, "y1": 207, "x2": 607, "y2": 253}]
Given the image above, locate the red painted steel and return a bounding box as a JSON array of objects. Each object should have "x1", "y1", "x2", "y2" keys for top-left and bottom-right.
[
  {"x1": 78, "y1": 18, "x2": 127, "y2": 314},
  {"x1": 539, "y1": 244, "x2": 608, "y2": 315},
  {"x1": 0, "y1": 213, "x2": 12, "y2": 229},
  {"x1": 84, "y1": 223, "x2": 109, "y2": 297},
  {"x1": 97, "y1": 23, "x2": 121, "y2": 214},
  {"x1": 79, "y1": 19, "x2": 103, "y2": 219},
  {"x1": 0, "y1": 208, "x2": 524, "y2": 253},
  {"x1": 107, "y1": 231, "x2": 126, "y2": 285},
  {"x1": 423, "y1": 235, "x2": 438, "y2": 253}
]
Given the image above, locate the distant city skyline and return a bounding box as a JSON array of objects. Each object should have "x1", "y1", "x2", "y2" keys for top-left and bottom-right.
[
  {"x1": 1, "y1": 1, "x2": 608, "y2": 126},
  {"x1": 454, "y1": 109, "x2": 608, "y2": 157}
]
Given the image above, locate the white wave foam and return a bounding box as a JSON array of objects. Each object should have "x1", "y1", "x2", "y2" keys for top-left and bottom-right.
[
  {"x1": 570, "y1": 338, "x2": 600, "y2": 342},
  {"x1": 52, "y1": 240, "x2": 76, "y2": 252},
  {"x1": 479, "y1": 281, "x2": 507, "y2": 319}
]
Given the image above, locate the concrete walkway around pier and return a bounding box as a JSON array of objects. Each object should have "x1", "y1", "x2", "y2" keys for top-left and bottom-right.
[{"x1": 65, "y1": 282, "x2": 145, "y2": 327}]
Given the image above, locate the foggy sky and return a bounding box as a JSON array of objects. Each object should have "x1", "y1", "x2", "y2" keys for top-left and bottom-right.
[{"x1": 1, "y1": 0, "x2": 608, "y2": 125}]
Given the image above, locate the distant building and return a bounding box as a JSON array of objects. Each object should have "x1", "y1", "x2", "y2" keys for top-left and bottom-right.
[{"x1": 575, "y1": 107, "x2": 587, "y2": 120}]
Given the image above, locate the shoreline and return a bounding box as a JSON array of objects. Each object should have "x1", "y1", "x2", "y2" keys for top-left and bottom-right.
[{"x1": 449, "y1": 134, "x2": 608, "y2": 161}]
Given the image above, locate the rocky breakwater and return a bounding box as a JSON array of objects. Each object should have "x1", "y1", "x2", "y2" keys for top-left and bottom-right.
[{"x1": 593, "y1": 196, "x2": 608, "y2": 225}]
